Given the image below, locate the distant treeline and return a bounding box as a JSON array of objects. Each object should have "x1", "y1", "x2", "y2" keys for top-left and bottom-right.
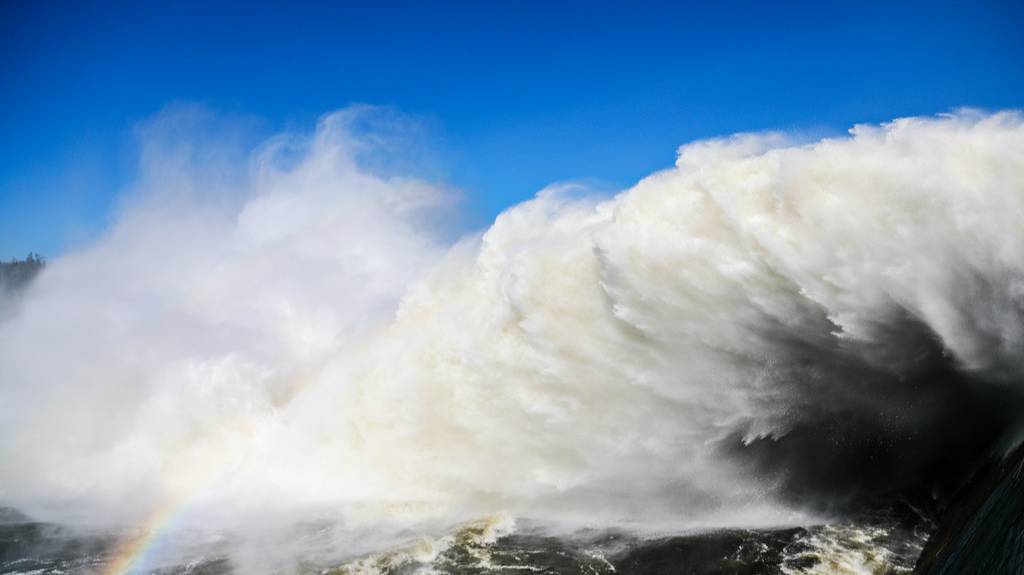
[{"x1": 0, "y1": 253, "x2": 45, "y2": 294}]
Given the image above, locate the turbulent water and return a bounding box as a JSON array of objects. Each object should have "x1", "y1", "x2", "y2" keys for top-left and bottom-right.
[
  {"x1": 1, "y1": 108, "x2": 1022, "y2": 573},
  {"x1": 1, "y1": 508, "x2": 928, "y2": 574}
]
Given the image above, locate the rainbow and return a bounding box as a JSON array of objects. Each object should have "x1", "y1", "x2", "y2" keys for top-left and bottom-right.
[
  {"x1": 92, "y1": 373, "x2": 336, "y2": 574},
  {"x1": 100, "y1": 495, "x2": 189, "y2": 575}
]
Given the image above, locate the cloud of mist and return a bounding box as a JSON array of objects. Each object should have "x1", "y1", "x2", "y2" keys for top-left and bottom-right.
[
  {"x1": 1, "y1": 107, "x2": 1023, "y2": 566},
  {"x1": 0, "y1": 105, "x2": 453, "y2": 517}
]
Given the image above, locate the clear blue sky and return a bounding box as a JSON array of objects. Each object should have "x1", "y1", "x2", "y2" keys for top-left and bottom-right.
[{"x1": 2, "y1": 0, "x2": 1022, "y2": 260}]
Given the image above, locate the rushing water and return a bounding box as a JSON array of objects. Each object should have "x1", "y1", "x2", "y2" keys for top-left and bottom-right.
[
  {"x1": 1, "y1": 509, "x2": 927, "y2": 575},
  {"x1": 1, "y1": 109, "x2": 1022, "y2": 573}
]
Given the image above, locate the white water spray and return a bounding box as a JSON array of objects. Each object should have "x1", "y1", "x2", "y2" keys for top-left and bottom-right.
[{"x1": 1, "y1": 109, "x2": 1022, "y2": 542}]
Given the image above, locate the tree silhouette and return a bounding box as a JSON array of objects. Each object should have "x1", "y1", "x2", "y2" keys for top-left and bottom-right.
[{"x1": 0, "y1": 253, "x2": 46, "y2": 294}]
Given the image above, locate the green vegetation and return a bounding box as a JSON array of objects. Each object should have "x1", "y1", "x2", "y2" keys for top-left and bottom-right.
[{"x1": 0, "y1": 253, "x2": 45, "y2": 294}]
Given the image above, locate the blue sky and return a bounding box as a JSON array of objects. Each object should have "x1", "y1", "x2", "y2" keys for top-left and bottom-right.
[{"x1": 2, "y1": 0, "x2": 1022, "y2": 260}]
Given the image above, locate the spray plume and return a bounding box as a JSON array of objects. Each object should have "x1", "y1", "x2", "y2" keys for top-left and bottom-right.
[{"x1": 1, "y1": 107, "x2": 1022, "y2": 568}]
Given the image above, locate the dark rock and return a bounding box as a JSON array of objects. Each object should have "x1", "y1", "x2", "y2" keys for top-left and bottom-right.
[{"x1": 915, "y1": 439, "x2": 1024, "y2": 574}]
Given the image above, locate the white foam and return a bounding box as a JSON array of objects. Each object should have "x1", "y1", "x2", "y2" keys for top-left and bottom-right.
[{"x1": 1, "y1": 108, "x2": 1022, "y2": 539}]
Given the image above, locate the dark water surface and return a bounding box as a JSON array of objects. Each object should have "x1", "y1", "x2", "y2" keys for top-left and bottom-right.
[{"x1": 0, "y1": 507, "x2": 927, "y2": 575}]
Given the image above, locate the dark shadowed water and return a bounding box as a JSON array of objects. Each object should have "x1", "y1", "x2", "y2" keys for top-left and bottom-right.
[{"x1": 0, "y1": 507, "x2": 927, "y2": 575}]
